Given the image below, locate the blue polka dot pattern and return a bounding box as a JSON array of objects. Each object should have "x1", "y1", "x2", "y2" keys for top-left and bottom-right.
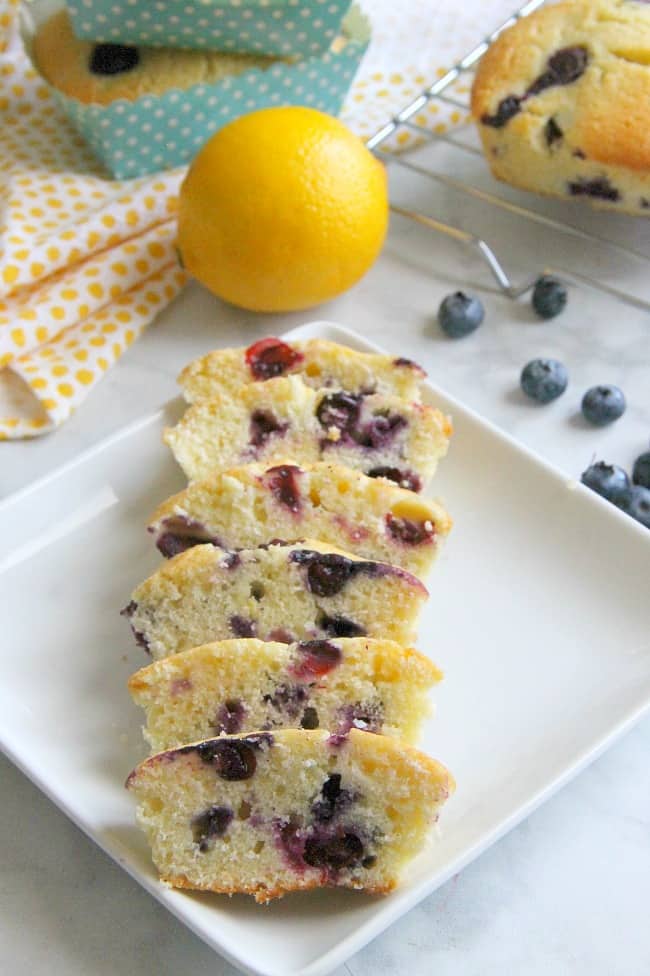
[
  {"x1": 67, "y1": 0, "x2": 352, "y2": 57},
  {"x1": 51, "y1": 34, "x2": 369, "y2": 179}
]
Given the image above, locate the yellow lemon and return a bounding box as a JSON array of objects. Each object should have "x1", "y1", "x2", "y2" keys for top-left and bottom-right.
[{"x1": 177, "y1": 107, "x2": 388, "y2": 313}]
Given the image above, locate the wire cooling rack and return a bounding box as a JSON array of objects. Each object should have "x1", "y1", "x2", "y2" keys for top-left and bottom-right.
[{"x1": 367, "y1": 0, "x2": 650, "y2": 312}]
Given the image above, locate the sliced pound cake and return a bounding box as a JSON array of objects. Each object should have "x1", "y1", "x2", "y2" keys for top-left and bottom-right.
[
  {"x1": 148, "y1": 460, "x2": 452, "y2": 577},
  {"x1": 179, "y1": 336, "x2": 427, "y2": 403},
  {"x1": 128, "y1": 636, "x2": 442, "y2": 752},
  {"x1": 126, "y1": 727, "x2": 454, "y2": 901},
  {"x1": 164, "y1": 375, "x2": 451, "y2": 488},
  {"x1": 123, "y1": 539, "x2": 428, "y2": 659}
]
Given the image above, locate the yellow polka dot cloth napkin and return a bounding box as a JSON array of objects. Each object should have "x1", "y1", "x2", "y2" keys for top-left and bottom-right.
[
  {"x1": 0, "y1": 0, "x2": 186, "y2": 439},
  {"x1": 0, "y1": 0, "x2": 516, "y2": 439}
]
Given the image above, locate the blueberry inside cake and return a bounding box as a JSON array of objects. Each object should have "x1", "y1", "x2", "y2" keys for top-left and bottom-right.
[
  {"x1": 126, "y1": 728, "x2": 455, "y2": 902},
  {"x1": 472, "y1": 0, "x2": 650, "y2": 215},
  {"x1": 178, "y1": 337, "x2": 427, "y2": 403},
  {"x1": 123, "y1": 539, "x2": 428, "y2": 659},
  {"x1": 163, "y1": 374, "x2": 451, "y2": 489},
  {"x1": 148, "y1": 460, "x2": 452, "y2": 578},
  {"x1": 128, "y1": 636, "x2": 442, "y2": 751}
]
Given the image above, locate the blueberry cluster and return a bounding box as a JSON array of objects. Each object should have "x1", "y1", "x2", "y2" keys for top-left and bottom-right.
[{"x1": 581, "y1": 450, "x2": 650, "y2": 530}]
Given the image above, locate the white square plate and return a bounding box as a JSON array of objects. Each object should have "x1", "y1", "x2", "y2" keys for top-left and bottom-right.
[{"x1": 1, "y1": 322, "x2": 649, "y2": 976}]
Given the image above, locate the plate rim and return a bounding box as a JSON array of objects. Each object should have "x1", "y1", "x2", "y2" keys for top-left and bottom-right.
[{"x1": 2, "y1": 319, "x2": 649, "y2": 976}]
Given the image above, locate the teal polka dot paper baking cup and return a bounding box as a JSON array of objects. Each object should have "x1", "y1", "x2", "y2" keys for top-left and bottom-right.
[
  {"x1": 67, "y1": 0, "x2": 353, "y2": 57},
  {"x1": 21, "y1": 3, "x2": 370, "y2": 180}
]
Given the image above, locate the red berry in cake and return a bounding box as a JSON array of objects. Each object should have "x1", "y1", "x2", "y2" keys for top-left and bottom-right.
[{"x1": 245, "y1": 337, "x2": 304, "y2": 381}]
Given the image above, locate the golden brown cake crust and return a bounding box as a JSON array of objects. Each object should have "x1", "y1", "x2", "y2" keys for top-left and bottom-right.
[
  {"x1": 164, "y1": 871, "x2": 396, "y2": 903},
  {"x1": 32, "y1": 9, "x2": 280, "y2": 105},
  {"x1": 471, "y1": 0, "x2": 650, "y2": 213}
]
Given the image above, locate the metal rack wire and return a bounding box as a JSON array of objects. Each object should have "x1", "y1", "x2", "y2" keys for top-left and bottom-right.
[{"x1": 367, "y1": 0, "x2": 650, "y2": 312}]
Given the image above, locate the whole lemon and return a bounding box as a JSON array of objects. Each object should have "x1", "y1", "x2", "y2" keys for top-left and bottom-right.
[{"x1": 177, "y1": 107, "x2": 388, "y2": 313}]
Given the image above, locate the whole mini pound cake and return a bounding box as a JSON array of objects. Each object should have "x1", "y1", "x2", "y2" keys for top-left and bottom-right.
[
  {"x1": 472, "y1": 0, "x2": 650, "y2": 214},
  {"x1": 178, "y1": 337, "x2": 426, "y2": 403},
  {"x1": 32, "y1": 9, "x2": 280, "y2": 105},
  {"x1": 126, "y1": 728, "x2": 455, "y2": 901},
  {"x1": 128, "y1": 636, "x2": 442, "y2": 751},
  {"x1": 123, "y1": 539, "x2": 428, "y2": 658},
  {"x1": 148, "y1": 460, "x2": 452, "y2": 576},
  {"x1": 164, "y1": 375, "x2": 451, "y2": 488}
]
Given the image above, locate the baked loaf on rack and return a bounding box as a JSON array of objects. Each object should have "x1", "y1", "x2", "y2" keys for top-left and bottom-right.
[
  {"x1": 31, "y1": 9, "x2": 281, "y2": 105},
  {"x1": 147, "y1": 460, "x2": 452, "y2": 576},
  {"x1": 472, "y1": 0, "x2": 650, "y2": 215},
  {"x1": 128, "y1": 636, "x2": 442, "y2": 752},
  {"x1": 179, "y1": 337, "x2": 427, "y2": 403},
  {"x1": 123, "y1": 539, "x2": 428, "y2": 659},
  {"x1": 164, "y1": 375, "x2": 451, "y2": 488},
  {"x1": 126, "y1": 728, "x2": 455, "y2": 902}
]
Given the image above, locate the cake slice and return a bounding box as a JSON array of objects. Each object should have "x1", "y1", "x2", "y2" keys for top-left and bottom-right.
[
  {"x1": 148, "y1": 460, "x2": 452, "y2": 577},
  {"x1": 123, "y1": 539, "x2": 428, "y2": 660},
  {"x1": 178, "y1": 336, "x2": 427, "y2": 403},
  {"x1": 126, "y1": 727, "x2": 454, "y2": 902},
  {"x1": 128, "y1": 636, "x2": 442, "y2": 752},
  {"x1": 163, "y1": 375, "x2": 451, "y2": 488}
]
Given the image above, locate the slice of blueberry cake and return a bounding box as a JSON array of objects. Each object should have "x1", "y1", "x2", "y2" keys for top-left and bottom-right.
[
  {"x1": 472, "y1": 0, "x2": 650, "y2": 215},
  {"x1": 128, "y1": 636, "x2": 442, "y2": 752},
  {"x1": 163, "y1": 375, "x2": 451, "y2": 488},
  {"x1": 123, "y1": 539, "x2": 428, "y2": 660},
  {"x1": 148, "y1": 460, "x2": 452, "y2": 578},
  {"x1": 178, "y1": 337, "x2": 427, "y2": 404},
  {"x1": 126, "y1": 727, "x2": 454, "y2": 902}
]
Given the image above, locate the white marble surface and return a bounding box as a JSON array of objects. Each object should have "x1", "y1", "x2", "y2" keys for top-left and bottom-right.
[{"x1": 2, "y1": 141, "x2": 650, "y2": 975}]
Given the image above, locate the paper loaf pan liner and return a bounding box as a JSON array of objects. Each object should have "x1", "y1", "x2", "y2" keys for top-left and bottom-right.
[
  {"x1": 66, "y1": 0, "x2": 354, "y2": 57},
  {"x1": 20, "y1": 0, "x2": 369, "y2": 180}
]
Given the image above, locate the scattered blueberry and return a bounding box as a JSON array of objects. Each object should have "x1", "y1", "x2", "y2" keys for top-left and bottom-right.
[
  {"x1": 624, "y1": 485, "x2": 650, "y2": 529},
  {"x1": 581, "y1": 385, "x2": 626, "y2": 426},
  {"x1": 580, "y1": 462, "x2": 631, "y2": 507},
  {"x1": 438, "y1": 292, "x2": 485, "y2": 338},
  {"x1": 531, "y1": 275, "x2": 567, "y2": 319},
  {"x1": 520, "y1": 358, "x2": 568, "y2": 403},
  {"x1": 632, "y1": 451, "x2": 650, "y2": 489}
]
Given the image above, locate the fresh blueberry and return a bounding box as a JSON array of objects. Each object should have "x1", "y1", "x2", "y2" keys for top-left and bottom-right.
[
  {"x1": 438, "y1": 292, "x2": 484, "y2": 338},
  {"x1": 581, "y1": 462, "x2": 631, "y2": 507},
  {"x1": 520, "y1": 358, "x2": 568, "y2": 403},
  {"x1": 632, "y1": 451, "x2": 650, "y2": 488},
  {"x1": 624, "y1": 486, "x2": 650, "y2": 529},
  {"x1": 531, "y1": 275, "x2": 567, "y2": 319},
  {"x1": 581, "y1": 385, "x2": 626, "y2": 426}
]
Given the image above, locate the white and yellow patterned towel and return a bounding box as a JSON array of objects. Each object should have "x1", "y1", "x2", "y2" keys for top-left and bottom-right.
[{"x1": 0, "y1": 0, "x2": 515, "y2": 439}]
